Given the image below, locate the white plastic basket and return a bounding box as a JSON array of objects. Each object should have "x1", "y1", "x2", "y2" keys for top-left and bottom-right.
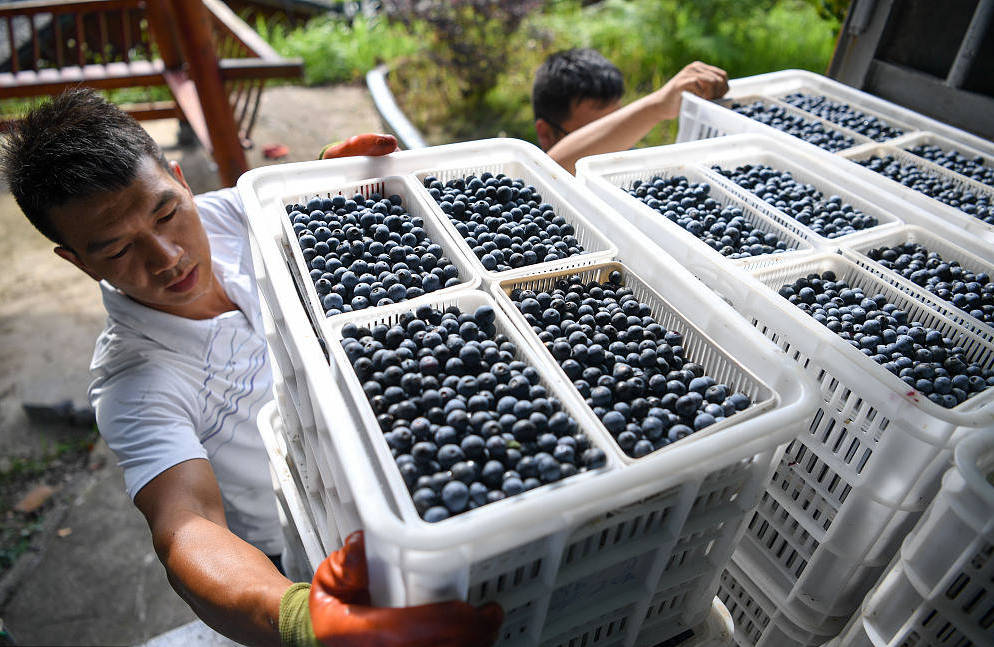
[
  {"x1": 890, "y1": 131, "x2": 994, "y2": 190},
  {"x1": 839, "y1": 143, "x2": 994, "y2": 244},
  {"x1": 708, "y1": 251, "x2": 994, "y2": 630},
  {"x1": 679, "y1": 69, "x2": 994, "y2": 159},
  {"x1": 638, "y1": 597, "x2": 733, "y2": 647},
  {"x1": 831, "y1": 429, "x2": 994, "y2": 647},
  {"x1": 846, "y1": 225, "x2": 994, "y2": 340},
  {"x1": 491, "y1": 261, "x2": 778, "y2": 465},
  {"x1": 770, "y1": 88, "x2": 916, "y2": 143},
  {"x1": 276, "y1": 174, "x2": 480, "y2": 331},
  {"x1": 677, "y1": 92, "x2": 874, "y2": 156},
  {"x1": 321, "y1": 288, "x2": 621, "y2": 526},
  {"x1": 409, "y1": 156, "x2": 618, "y2": 283},
  {"x1": 569, "y1": 158, "x2": 815, "y2": 274}
]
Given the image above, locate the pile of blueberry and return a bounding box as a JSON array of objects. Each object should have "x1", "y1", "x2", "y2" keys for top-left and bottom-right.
[
  {"x1": 905, "y1": 144, "x2": 994, "y2": 188},
  {"x1": 855, "y1": 155, "x2": 994, "y2": 225},
  {"x1": 780, "y1": 93, "x2": 904, "y2": 142},
  {"x1": 422, "y1": 172, "x2": 586, "y2": 273},
  {"x1": 713, "y1": 163, "x2": 879, "y2": 238},
  {"x1": 777, "y1": 271, "x2": 994, "y2": 408},
  {"x1": 627, "y1": 175, "x2": 793, "y2": 259},
  {"x1": 866, "y1": 242, "x2": 993, "y2": 328},
  {"x1": 730, "y1": 100, "x2": 855, "y2": 152},
  {"x1": 288, "y1": 194, "x2": 462, "y2": 317},
  {"x1": 340, "y1": 304, "x2": 607, "y2": 522},
  {"x1": 510, "y1": 271, "x2": 753, "y2": 457}
]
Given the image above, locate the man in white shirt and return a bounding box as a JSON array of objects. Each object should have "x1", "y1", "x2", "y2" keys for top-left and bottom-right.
[
  {"x1": 1, "y1": 89, "x2": 500, "y2": 647},
  {"x1": 532, "y1": 48, "x2": 729, "y2": 174}
]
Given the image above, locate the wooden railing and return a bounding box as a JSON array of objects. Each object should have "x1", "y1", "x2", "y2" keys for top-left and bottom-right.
[{"x1": 0, "y1": 0, "x2": 303, "y2": 184}]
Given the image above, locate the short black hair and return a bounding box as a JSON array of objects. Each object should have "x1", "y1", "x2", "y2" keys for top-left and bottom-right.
[
  {"x1": 0, "y1": 87, "x2": 168, "y2": 245},
  {"x1": 532, "y1": 48, "x2": 624, "y2": 127}
]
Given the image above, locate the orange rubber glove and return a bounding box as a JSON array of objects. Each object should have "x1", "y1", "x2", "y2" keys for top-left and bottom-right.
[
  {"x1": 319, "y1": 134, "x2": 399, "y2": 160},
  {"x1": 280, "y1": 531, "x2": 503, "y2": 647}
]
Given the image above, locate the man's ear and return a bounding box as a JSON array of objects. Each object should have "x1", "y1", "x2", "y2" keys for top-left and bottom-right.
[
  {"x1": 535, "y1": 119, "x2": 559, "y2": 152},
  {"x1": 170, "y1": 160, "x2": 193, "y2": 196},
  {"x1": 54, "y1": 246, "x2": 101, "y2": 282}
]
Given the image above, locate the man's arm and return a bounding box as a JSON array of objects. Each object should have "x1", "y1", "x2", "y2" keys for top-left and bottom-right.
[
  {"x1": 134, "y1": 458, "x2": 292, "y2": 647},
  {"x1": 547, "y1": 61, "x2": 728, "y2": 174}
]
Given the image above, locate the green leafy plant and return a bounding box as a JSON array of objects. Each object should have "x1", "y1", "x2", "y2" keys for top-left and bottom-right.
[{"x1": 258, "y1": 13, "x2": 420, "y2": 85}]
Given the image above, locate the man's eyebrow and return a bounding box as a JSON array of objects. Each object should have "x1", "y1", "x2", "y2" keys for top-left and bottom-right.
[{"x1": 85, "y1": 190, "x2": 179, "y2": 254}]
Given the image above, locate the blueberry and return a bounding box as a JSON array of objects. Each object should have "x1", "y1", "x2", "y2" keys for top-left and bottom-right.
[
  {"x1": 423, "y1": 506, "x2": 450, "y2": 523},
  {"x1": 441, "y1": 480, "x2": 469, "y2": 513}
]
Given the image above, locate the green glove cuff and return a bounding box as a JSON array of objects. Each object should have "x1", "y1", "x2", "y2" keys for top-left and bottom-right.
[{"x1": 279, "y1": 582, "x2": 320, "y2": 647}]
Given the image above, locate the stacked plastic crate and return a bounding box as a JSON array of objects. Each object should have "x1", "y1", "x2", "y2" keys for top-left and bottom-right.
[
  {"x1": 238, "y1": 138, "x2": 820, "y2": 646},
  {"x1": 676, "y1": 70, "x2": 994, "y2": 247},
  {"x1": 577, "y1": 132, "x2": 994, "y2": 647}
]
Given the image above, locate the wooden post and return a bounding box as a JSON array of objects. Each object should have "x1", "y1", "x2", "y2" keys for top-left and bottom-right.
[{"x1": 164, "y1": 0, "x2": 247, "y2": 186}]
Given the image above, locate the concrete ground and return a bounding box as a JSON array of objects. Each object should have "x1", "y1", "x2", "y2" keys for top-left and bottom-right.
[{"x1": 0, "y1": 84, "x2": 385, "y2": 645}]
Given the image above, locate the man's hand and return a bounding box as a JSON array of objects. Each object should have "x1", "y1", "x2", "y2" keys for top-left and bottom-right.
[
  {"x1": 655, "y1": 61, "x2": 729, "y2": 120},
  {"x1": 281, "y1": 531, "x2": 503, "y2": 647},
  {"x1": 319, "y1": 134, "x2": 398, "y2": 160}
]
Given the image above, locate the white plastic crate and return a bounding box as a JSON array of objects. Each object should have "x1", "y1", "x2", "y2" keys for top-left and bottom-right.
[
  {"x1": 831, "y1": 429, "x2": 994, "y2": 647},
  {"x1": 568, "y1": 157, "x2": 816, "y2": 275},
  {"x1": 634, "y1": 597, "x2": 733, "y2": 647},
  {"x1": 717, "y1": 557, "x2": 838, "y2": 647},
  {"x1": 890, "y1": 131, "x2": 994, "y2": 190},
  {"x1": 409, "y1": 158, "x2": 618, "y2": 283},
  {"x1": 839, "y1": 143, "x2": 994, "y2": 245},
  {"x1": 257, "y1": 400, "x2": 325, "y2": 580},
  {"x1": 491, "y1": 261, "x2": 777, "y2": 465},
  {"x1": 846, "y1": 225, "x2": 994, "y2": 340},
  {"x1": 677, "y1": 69, "x2": 994, "y2": 160},
  {"x1": 711, "y1": 252, "x2": 994, "y2": 630},
  {"x1": 239, "y1": 139, "x2": 820, "y2": 646},
  {"x1": 315, "y1": 287, "x2": 780, "y2": 646},
  {"x1": 278, "y1": 174, "x2": 481, "y2": 331}
]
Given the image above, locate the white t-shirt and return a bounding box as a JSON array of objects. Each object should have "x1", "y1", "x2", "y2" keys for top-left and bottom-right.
[{"x1": 89, "y1": 188, "x2": 282, "y2": 555}]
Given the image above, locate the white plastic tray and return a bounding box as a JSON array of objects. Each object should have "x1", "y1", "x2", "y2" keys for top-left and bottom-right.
[
  {"x1": 572, "y1": 159, "x2": 815, "y2": 274},
  {"x1": 847, "y1": 225, "x2": 994, "y2": 339},
  {"x1": 717, "y1": 93, "x2": 875, "y2": 152},
  {"x1": 692, "y1": 69, "x2": 994, "y2": 159},
  {"x1": 278, "y1": 174, "x2": 481, "y2": 330},
  {"x1": 491, "y1": 261, "x2": 778, "y2": 464},
  {"x1": 890, "y1": 131, "x2": 994, "y2": 189},
  {"x1": 770, "y1": 86, "x2": 916, "y2": 143},
  {"x1": 322, "y1": 289, "x2": 621, "y2": 526},
  {"x1": 839, "y1": 142, "x2": 994, "y2": 244},
  {"x1": 700, "y1": 149, "x2": 904, "y2": 249},
  {"x1": 410, "y1": 158, "x2": 618, "y2": 283},
  {"x1": 831, "y1": 429, "x2": 994, "y2": 647}
]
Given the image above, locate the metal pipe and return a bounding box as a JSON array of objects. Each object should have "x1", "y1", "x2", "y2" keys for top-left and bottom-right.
[{"x1": 947, "y1": 0, "x2": 993, "y2": 88}]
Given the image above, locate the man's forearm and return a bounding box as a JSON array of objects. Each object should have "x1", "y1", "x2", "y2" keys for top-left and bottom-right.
[
  {"x1": 155, "y1": 510, "x2": 293, "y2": 647},
  {"x1": 546, "y1": 90, "x2": 672, "y2": 174}
]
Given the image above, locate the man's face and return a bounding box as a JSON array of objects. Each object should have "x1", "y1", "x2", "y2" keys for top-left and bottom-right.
[
  {"x1": 49, "y1": 157, "x2": 216, "y2": 319},
  {"x1": 537, "y1": 96, "x2": 623, "y2": 150}
]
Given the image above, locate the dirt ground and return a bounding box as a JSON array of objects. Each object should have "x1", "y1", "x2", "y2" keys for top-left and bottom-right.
[{"x1": 0, "y1": 83, "x2": 386, "y2": 644}]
